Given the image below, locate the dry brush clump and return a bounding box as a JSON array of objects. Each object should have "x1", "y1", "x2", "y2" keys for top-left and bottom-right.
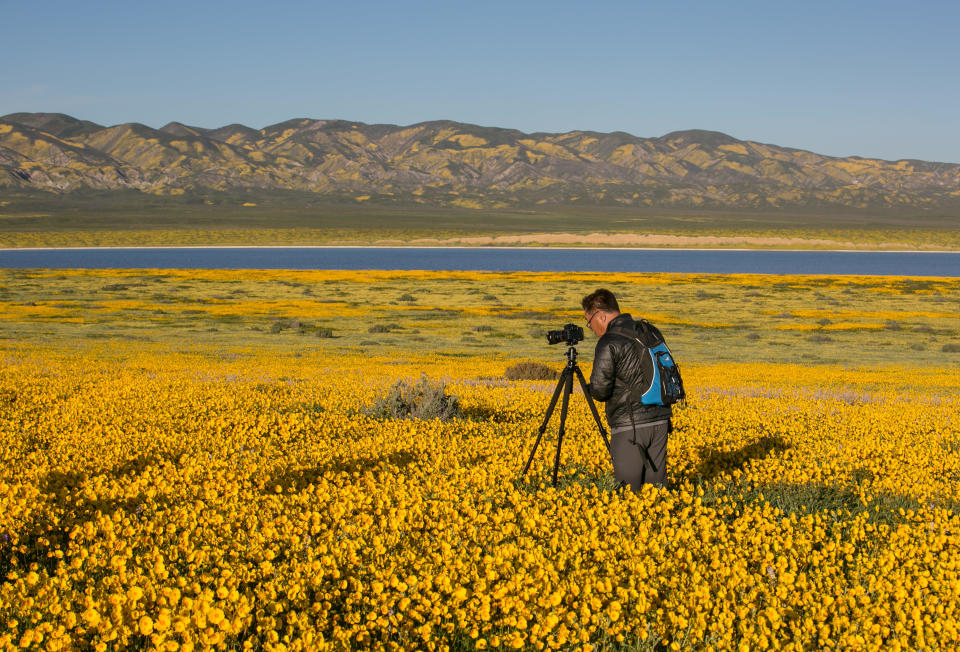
[
  {"x1": 504, "y1": 361, "x2": 559, "y2": 381},
  {"x1": 269, "y1": 318, "x2": 334, "y2": 337},
  {"x1": 363, "y1": 375, "x2": 463, "y2": 421}
]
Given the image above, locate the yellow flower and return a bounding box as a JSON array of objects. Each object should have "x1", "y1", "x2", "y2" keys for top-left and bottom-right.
[
  {"x1": 138, "y1": 616, "x2": 154, "y2": 636},
  {"x1": 81, "y1": 609, "x2": 101, "y2": 628}
]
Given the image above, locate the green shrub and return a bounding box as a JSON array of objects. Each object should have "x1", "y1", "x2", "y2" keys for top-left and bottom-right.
[
  {"x1": 363, "y1": 376, "x2": 462, "y2": 421},
  {"x1": 471, "y1": 325, "x2": 494, "y2": 333},
  {"x1": 505, "y1": 361, "x2": 558, "y2": 381},
  {"x1": 368, "y1": 324, "x2": 392, "y2": 333},
  {"x1": 942, "y1": 343, "x2": 960, "y2": 353},
  {"x1": 397, "y1": 293, "x2": 416, "y2": 302}
]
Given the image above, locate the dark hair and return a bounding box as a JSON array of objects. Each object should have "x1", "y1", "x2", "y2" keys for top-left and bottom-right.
[{"x1": 581, "y1": 289, "x2": 620, "y2": 314}]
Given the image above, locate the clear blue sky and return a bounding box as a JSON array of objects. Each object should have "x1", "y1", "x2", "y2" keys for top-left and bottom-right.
[{"x1": 2, "y1": 0, "x2": 958, "y2": 162}]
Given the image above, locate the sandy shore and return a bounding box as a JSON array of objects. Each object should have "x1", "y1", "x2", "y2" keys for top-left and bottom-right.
[
  {"x1": 389, "y1": 232, "x2": 921, "y2": 249},
  {"x1": 2, "y1": 232, "x2": 956, "y2": 252}
]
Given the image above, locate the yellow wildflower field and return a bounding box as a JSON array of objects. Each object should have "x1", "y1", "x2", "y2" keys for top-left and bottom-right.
[{"x1": 1, "y1": 270, "x2": 959, "y2": 651}]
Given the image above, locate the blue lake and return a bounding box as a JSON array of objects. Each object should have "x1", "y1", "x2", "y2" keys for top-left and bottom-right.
[{"x1": 0, "y1": 247, "x2": 958, "y2": 276}]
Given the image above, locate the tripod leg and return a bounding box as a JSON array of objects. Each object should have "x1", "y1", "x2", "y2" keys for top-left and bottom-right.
[
  {"x1": 551, "y1": 370, "x2": 574, "y2": 487},
  {"x1": 521, "y1": 368, "x2": 569, "y2": 479},
  {"x1": 574, "y1": 366, "x2": 611, "y2": 454}
]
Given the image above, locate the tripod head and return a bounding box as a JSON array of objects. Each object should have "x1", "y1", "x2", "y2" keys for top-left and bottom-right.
[{"x1": 564, "y1": 345, "x2": 579, "y2": 369}]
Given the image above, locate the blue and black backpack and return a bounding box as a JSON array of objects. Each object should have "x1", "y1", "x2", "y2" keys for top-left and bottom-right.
[{"x1": 617, "y1": 318, "x2": 686, "y2": 407}]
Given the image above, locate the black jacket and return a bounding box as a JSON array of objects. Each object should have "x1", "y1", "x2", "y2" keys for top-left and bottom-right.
[{"x1": 588, "y1": 313, "x2": 673, "y2": 428}]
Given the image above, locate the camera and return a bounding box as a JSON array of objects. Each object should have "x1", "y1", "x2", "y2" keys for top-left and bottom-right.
[{"x1": 546, "y1": 323, "x2": 584, "y2": 346}]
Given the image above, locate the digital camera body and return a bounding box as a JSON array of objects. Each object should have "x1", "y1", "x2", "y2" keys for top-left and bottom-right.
[{"x1": 546, "y1": 323, "x2": 584, "y2": 346}]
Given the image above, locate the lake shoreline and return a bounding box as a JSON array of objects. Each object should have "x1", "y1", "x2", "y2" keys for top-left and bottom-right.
[{"x1": 2, "y1": 245, "x2": 958, "y2": 254}]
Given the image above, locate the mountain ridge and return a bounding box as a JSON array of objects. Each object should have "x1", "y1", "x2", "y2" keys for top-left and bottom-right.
[{"x1": 2, "y1": 112, "x2": 959, "y2": 211}]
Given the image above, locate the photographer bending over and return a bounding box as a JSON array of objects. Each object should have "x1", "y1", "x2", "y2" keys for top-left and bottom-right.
[{"x1": 582, "y1": 289, "x2": 672, "y2": 490}]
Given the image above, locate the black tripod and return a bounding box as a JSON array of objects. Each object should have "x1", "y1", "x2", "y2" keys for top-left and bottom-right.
[{"x1": 521, "y1": 345, "x2": 611, "y2": 486}]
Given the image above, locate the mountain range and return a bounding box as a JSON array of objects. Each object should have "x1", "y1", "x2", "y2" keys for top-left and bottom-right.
[{"x1": 2, "y1": 112, "x2": 959, "y2": 211}]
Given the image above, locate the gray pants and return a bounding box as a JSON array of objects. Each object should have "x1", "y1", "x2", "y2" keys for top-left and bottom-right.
[{"x1": 610, "y1": 420, "x2": 670, "y2": 491}]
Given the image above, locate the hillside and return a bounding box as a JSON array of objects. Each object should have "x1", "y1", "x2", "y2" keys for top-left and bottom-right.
[{"x1": 2, "y1": 112, "x2": 960, "y2": 211}]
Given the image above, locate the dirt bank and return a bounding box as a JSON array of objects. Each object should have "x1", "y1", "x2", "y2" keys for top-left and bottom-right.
[{"x1": 384, "y1": 232, "x2": 917, "y2": 249}]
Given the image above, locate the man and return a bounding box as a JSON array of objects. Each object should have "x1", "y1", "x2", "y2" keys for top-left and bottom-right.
[{"x1": 582, "y1": 288, "x2": 672, "y2": 490}]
